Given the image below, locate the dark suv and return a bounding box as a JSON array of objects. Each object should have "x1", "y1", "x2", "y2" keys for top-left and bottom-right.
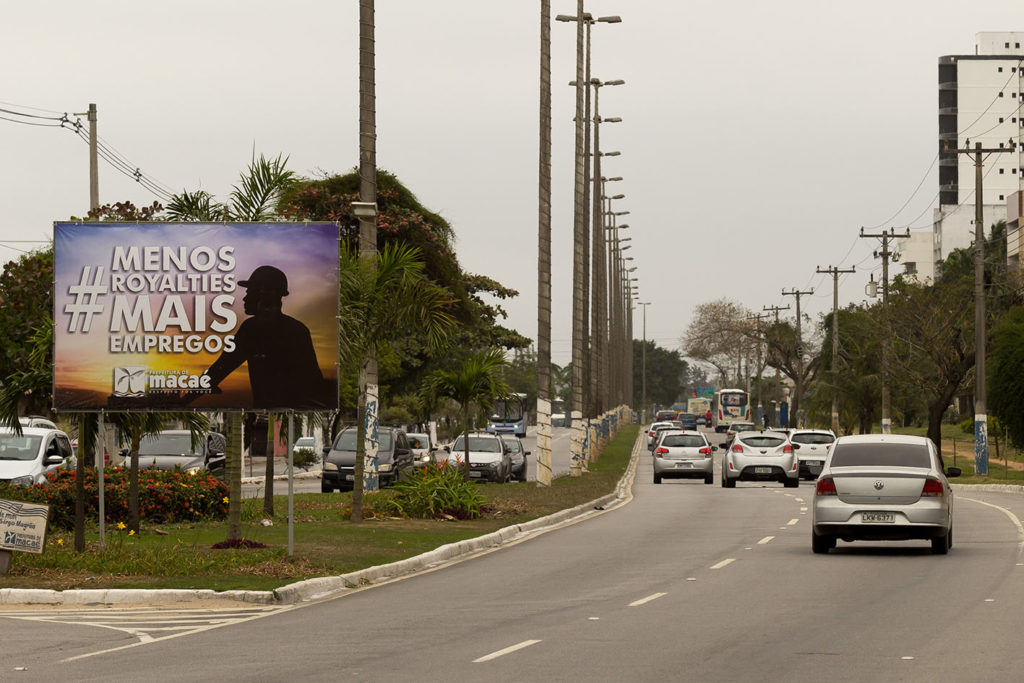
[
  {"x1": 321, "y1": 426, "x2": 413, "y2": 492},
  {"x1": 132, "y1": 430, "x2": 227, "y2": 475}
]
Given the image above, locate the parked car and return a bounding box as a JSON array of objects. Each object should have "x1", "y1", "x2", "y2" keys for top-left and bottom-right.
[
  {"x1": 0, "y1": 427, "x2": 74, "y2": 485},
  {"x1": 811, "y1": 434, "x2": 960, "y2": 554},
  {"x1": 133, "y1": 430, "x2": 227, "y2": 475},
  {"x1": 322, "y1": 426, "x2": 413, "y2": 492},
  {"x1": 789, "y1": 428, "x2": 836, "y2": 480},
  {"x1": 721, "y1": 429, "x2": 798, "y2": 488},
  {"x1": 18, "y1": 416, "x2": 58, "y2": 430},
  {"x1": 406, "y1": 432, "x2": 436, "y2": 470},
  {"x1": 444, "y1": 432, "x2": 511, "y2": 483},
  {"x1": 652, "y1": 429, "x2": 715, "y2": 485},
  {"x1": 655, "y1": 410, "x2": 678, "y2": 422},
  {"x1": 502, "y1": 435, "x2": 530, "y2": 482}
]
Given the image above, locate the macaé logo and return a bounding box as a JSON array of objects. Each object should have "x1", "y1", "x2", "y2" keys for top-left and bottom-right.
[{"x1": 113, "y1": 368, "x2": 211, "y2": 396}]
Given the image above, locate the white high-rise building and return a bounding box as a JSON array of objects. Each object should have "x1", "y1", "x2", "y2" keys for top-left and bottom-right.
[{"x1": 926, "y1": 33, "x2": 1024, "y2": 272}]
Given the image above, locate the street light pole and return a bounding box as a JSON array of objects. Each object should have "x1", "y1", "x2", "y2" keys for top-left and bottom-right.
[
  {"x1": 639, "y1": 301, "x2": 650, "y2": 423},
  {"x1": 536, "y1": 0, "x2": 553, "y2": 487},
  {"x1": 569, "y1": 0, "x2": 586, "y2": 477},
  {"x1": 817, "y1": 265, "x2": 855, "y2": 433}
]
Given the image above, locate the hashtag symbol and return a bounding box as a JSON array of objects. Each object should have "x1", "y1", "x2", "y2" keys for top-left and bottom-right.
[{"x1": 64, "y1": 266, "x2": 108, "y2": 333}]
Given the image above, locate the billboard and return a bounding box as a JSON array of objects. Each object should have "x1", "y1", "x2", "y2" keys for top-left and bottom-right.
[{"x1": 53, "y1": 222, "x2": 339, "y2": 411}]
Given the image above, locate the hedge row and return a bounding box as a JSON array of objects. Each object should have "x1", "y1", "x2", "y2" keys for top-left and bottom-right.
[{"x1": 0, "y1": 468, "x2": 229, "y2": 530}]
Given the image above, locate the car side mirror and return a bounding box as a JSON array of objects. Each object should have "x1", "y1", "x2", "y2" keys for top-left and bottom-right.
[
  {"x1": 444, "y1": 445, "x2": 451, "y2": 453},
  {"x1": 946, "y1": 466, "x2": 962, "y2": 478},
  {"x1": 711, "y1": 446, "x2": 718, "y2": 452},
  {"x1": 524, "y1": 450, "x2": 531, "y2": 456},
  {"x1": 322, "y1": 446, "x2": 331, "y2": 455},
  {"x1": 44, "y1": 454, "x2": 65, "y2": 466},
  {"x1": 791, "y1": 443, "x2": 801, "y2": 450},
  {"x1": 395, "y1": 447, "x2": 410, "y2": 456}
]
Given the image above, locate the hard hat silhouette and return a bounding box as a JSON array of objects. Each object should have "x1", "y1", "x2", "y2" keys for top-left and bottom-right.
[{"x1": 239, "y1": 265, "x2": 289, "y2": 295}]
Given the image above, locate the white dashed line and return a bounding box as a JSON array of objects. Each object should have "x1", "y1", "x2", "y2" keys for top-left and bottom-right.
[
  {"x1": 711, "y1": 559, "x2": 735, "y2": 569},
  {"x1": 758, "y1": 536, "x2": 774, "y2": 544},
  {"x1": 629, "y1": 592, "x2": 667, "y2": 607},
  {"x1": 800, "y1": 506, "x2": 808, "y2": 512},
  {"x1": 474, "y1": 640, "x2": 542, "y2": 663},
  {"x1": 794, "y1": 498, "x2": 804, "y2": 503},
  {"x1": 787, "y1": 519, "x2": 800, "y2": 526}
]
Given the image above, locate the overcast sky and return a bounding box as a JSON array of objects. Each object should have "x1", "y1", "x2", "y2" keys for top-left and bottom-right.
[{"x1": 2, "y1": 1, "x2": 1021, "y2": 366}]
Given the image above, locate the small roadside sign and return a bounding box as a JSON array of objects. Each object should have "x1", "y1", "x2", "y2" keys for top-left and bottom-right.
[{"x1": 0, "y1": 498, "x2": 50, "y2": 554}]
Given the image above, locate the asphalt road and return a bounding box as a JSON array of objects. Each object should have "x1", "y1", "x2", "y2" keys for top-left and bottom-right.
[
  {"x1": 6, "y1": 429, "x2": 1024, "y2": 681},
  {"x1": 241, "y1": 425, "x2": 578, "y2": 498}
]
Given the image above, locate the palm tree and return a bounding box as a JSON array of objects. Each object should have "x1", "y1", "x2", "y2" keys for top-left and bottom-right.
[
  {"x1": 338, "y1": 241, "x2": 455, "y2": 522},
  {"x1": 420, "y1": 348, "x2": 512, "y2": 480},
  {"x1": 167, "y1": 153, "x2": 296, "y2": 540}
]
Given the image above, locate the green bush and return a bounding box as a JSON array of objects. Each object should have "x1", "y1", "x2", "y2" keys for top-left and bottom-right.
[
  {"x1": 0, "y1": 467, "x2": 229, "y2": 530},
  {"x1": 292, "y1": 448, "x2": 318, "y2": 470},
  {"x1": 961, "y1": 416, "x2": 1006, "y2": 436},
  {"x1": 384, "y1": 463, "x2": 486, "y2": 520}
]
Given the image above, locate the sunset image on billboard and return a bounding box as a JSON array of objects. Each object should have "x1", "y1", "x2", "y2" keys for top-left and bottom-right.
[{"x1": 53, "y1": 222, "x2": 339, "y2": 411}]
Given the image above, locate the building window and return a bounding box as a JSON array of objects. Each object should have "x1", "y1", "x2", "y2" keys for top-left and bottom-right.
[
  {"x1": 1000, "y1": 117, "x2": 1005, "y2": 123},
  {"x1": 1000, "y1": 91, "x2": 1005, "y2": 97},
  {"x1": 1006, "y1": 42, "x2": 1011, "y2": 48},
  {"x1": 1000, "y1": 66, "x2": 1004, "y2": 72},
  {"x1": 1000, "y1": 195, "x2": 1006, "y2": 201},
  {"x1": 1017, "y1": 42, "x2": 1021, "y2": 48},
  {"x1": 1000, "y1": 168, "x2": 1005, "y2": 174}
]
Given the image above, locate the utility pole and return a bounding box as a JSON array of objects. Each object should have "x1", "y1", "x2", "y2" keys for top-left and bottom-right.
[
  {"x1": 946, "y1": 139, "x2": 1016, "y2": 475},
  {"x1": 781, "y1": 289, "x2": 813, "y2": 428},
  {"x1": 569, "y1": 0, "x2": 586, "y2": 477},
  {"x1": 536, "y1": 0, "x2": 553, "y2": 487},
  {"x1": 87, "y1": 103, "x2": 98, "y2": 211},
  {"x1": 762, "y1": 304, "x2": 789, "y2": 427},
  {"x1": 639, "y1": 302, "x2": 650, "y2": 423},
  {"x1": 817, "y1": 265, "x2": 856, "y2": 433},
  {"x1": 748, "y1": 312, "x2": 771, "y2": 425},
  {"x1": 860, "y1": 227, "x2": 910, "y2": 434}
]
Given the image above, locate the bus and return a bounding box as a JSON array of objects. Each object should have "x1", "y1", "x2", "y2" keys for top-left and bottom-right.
[
  {"x1": 712, "y1": 389, "x2": 750, "y2": 432},
  {"x1": 486, "y1": 392, "x2": 528, "y2": 438}
]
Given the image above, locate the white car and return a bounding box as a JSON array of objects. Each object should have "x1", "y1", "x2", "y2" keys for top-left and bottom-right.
[
  {"x1": 406, "y1": 432, "x2": 436, "y2": 469},
  {"x1": 789, "y1": 429, "x2": 836, "y2": 480},
  {"x1": 721, "y1": 429, "x2": 799, "y2": 488},
  {"x1": 445, "y1": 432, "x2": 511, "y2": 483},
  {"x1": 0, "y1": 427, "x2": 74, "y2": 485}
]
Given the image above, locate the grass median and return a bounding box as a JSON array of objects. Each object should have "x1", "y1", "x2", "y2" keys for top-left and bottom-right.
[{"x1": 0, "y1": 425, "x2": 639, "y2": 593}]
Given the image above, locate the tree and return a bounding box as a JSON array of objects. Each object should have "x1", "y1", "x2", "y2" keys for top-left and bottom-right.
[
  {"x1": 632, "y1": 340, "x2": 688, "y2": 409},
  {"x1": 166, "y1": 152, "x2": 297, "y2": 540},
  {"x1": 338, "y1": 241, "x2": 455, "y2": 522},
  {"x1": 989, "y1": 306, "x2": 1024, "y2": 446},
  {"x1": 0, "y1": 247, "x2": 54, "y2": 411},
  {"x1": 420, "y1": 348, "x2": 512, "y2": 480},
  {"x1": 682, "y1": 299, "x2": 753, "y2": 385}
]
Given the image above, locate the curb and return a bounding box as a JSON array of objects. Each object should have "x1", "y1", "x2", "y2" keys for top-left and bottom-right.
[
  {"x1": 242, "y1": 470, "x2": 321, "y2": 485},
  {"x1": 952, "y1": 483, "x2": 1024, "y2": 494},
  {"x1": 0, "y1": 431, "x2": 644, "y2": 607}
]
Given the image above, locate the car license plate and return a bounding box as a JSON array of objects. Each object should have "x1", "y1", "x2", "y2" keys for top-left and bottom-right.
[
  {"x1": 862, "y1": 512, "x2": 895, "y2": 523},
  {"x1": 345, "y1": 474, "x2": 354, "y2": 481},
  {"x1": 470, "y1": 471, "x2": 482, "y2": 478},
  {"x1": 676, "y1": 462, "x2": 691, "y2": 468},
  {"x1": 755, "y1": 467, "x2": 772, "y2": 474}
]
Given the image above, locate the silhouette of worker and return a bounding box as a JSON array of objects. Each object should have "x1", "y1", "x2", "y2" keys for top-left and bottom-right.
[{"x1": 201, "y1": 265, "x2": 327, "y2": 409}]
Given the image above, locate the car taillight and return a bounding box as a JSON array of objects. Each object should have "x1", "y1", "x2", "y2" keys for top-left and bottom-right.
[
  {"x1": 731, "y1": 444, "x2": 743, "y2": 452},
  {"x1": 783, "y1": 444, "x2": 793, "y2": 453},
  {"x1": 700, "y1": 447, "x2": 711, "y2": 457},
  {"x1": 921, "y1": 478, "x2": 944, "y2": 497},
  {"x1": 655, "y1": 447, "x2": 668, "y2": 457},
  {"x1": 816, "y1": 476, "x2": 837, "y2": 496}
]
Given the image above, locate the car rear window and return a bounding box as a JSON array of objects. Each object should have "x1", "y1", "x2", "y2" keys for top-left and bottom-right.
[
  {"x1": 662, "y1": 435, "x2": 706, "y2": 448},
  {"x1": 829, "y1": 442, "x2": 931, "y2": 468},
  {"x1": 792, "y1": 433, "x2": 835, "y2": 445},
  {"x1": 333, "y1": 430, "x2": 393, "y2": 451},
  {"x1": 739, "y1": 436, "x2": 785, "y2": 448}
]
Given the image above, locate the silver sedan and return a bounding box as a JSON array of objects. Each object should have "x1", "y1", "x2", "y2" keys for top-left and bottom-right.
[
  {"x1": 811, "y1": 434, "x2": 961, "y2": 554},
  {"x1": 652, "y1": 430, "x2": 715, "y2": 484}
]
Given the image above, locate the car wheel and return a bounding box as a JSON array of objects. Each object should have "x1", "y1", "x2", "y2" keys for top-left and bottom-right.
[
  {"x1": 784, "y1": 477, "x2": 799, "y2": 488},
  {"x1": 723, "y1": 475, "x2": 736, "y2": 488},
  {"x1": 704, "y1": 473, "x2": 713, "y2": 485},
  {"x1": 931, "y1": 528, "x2": 952, "y2": 555},
  {"x1": 654, "y1": 472, "x2": 662, "y2": 484},
  {"x1": 321, "y1": 481, "x2": 333, "y2": 493},
  {"x1": 812, "y1": 532, "x2": 835, "y2": 554}
]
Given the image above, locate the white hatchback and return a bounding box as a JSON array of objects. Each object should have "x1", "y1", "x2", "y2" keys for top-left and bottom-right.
[{"x1": 0, "y1": 427, "x2": 74, "y2": 486}]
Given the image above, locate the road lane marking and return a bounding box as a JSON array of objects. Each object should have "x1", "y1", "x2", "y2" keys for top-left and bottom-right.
[
  {"x1": 800, "y1": 506, "x2": 808, "y2": 512},
  {"x1": 960, "y1": 495, "x2": 1024, "y2": 555},
  {"x1": 794, "y1": 497, "x2": 804, "y2": 502},
  {"x1": 758, "y1": 536, "x2": 774, "y2": 544},
  {"x1": 788, "y1": 519, "x2": 800, "y2": 526},
  {"x1": 710, "y1": 559, "x2": 735, "y2": 569},
  {"x1": 474, "y1": 640, "x2": 542, "y2": 663},
  {"x1": 629, "y1": 592, "x2": 667, "y2": 607}
]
